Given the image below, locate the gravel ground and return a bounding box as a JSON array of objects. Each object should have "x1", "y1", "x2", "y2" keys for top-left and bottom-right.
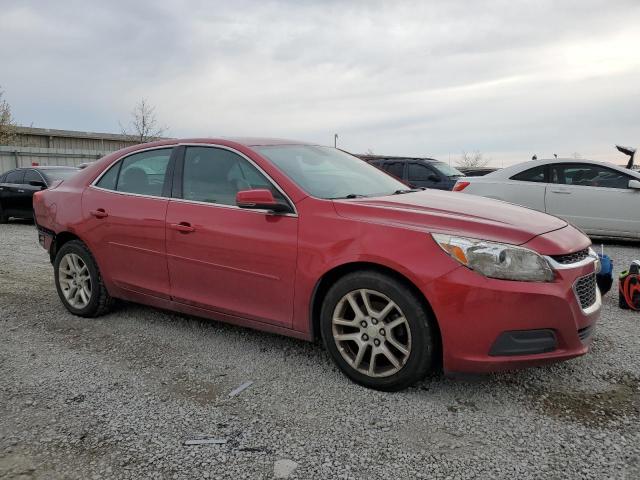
[{"x1": 1, "y1": 222, "x2": 639, "y2": 479}]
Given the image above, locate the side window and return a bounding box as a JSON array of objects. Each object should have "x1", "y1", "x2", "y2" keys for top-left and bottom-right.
[
  {"x1": 408, "y1": 163, "x2": 437, "y2": 181},
  {"x1": 0, "y1": 173, "x2": 6, "y2": 183},
  {"x1": 117, "y1": 149, "x2": 172, "y2": 196},
  {"x1": 554, "y1": 164, "x2": 630, "y2": 189},
  {"x1": 182, "y1": 147, "x2": 286, "y2": 206},
  {"x1": 95, "y1": 149, "x2": 172, "y2": 195},
  {"x1": 511, "y1": 166, "x2": 546, "y2": 183},
  {"x1": 6, "y1": 170, "x2": 24, "y2": 184},
  {"x1": 96, "y1": 162, "x2": 120, "y2": 190},
  {"x1": 384, "y1": 162, "x2": 404, "y2": 179},
  {"x1": 24, "y1": 170, "x2": 43, "y2": 185}
]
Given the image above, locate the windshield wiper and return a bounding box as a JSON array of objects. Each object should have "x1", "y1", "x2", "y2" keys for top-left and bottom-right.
[
  {"x1": 393, "y1": 188, "x2": 422, "y2": 195},
  {"x1": 330, "y1": 193, "x2": 367, "y2": 199}
]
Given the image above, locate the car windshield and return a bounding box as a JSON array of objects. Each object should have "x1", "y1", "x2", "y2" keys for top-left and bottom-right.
[
  {"x1": 255, "y1": 145, "x2": 408, "y2": 199},
  {"x1": 42, "y1": 169, "x2": 78, "y2": 183},
  {"x1": 432, "y1": 162, "x2": 463, "y2": 178}
]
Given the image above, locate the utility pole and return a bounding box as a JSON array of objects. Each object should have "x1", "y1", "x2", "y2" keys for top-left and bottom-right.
[{"x1": 334, "y1": 133, "x2": 338, "y2": 148}]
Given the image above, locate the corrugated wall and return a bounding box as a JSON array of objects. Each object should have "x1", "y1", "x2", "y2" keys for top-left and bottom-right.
[{"x1": 1, "y1": 128, "x2": 141, "y2": 173}]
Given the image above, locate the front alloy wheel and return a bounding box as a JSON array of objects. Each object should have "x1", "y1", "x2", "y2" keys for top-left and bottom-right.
[
  {"x1": 321, "y1": 271, "x2": 436, "y2": 391},
  {"x1": 332, "y1": 289, "x2": 411, "y2": 377}
]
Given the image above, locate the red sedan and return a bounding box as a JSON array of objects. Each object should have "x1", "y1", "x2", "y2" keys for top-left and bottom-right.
[{"x1": 33, "y1": 138, "x2": 601, "y2": 390}]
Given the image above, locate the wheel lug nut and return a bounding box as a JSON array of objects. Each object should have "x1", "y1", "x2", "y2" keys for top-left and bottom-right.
[
  {"x1": 362, "y1": 334, "x2": 369, "y2": 341},
  {"x1": 360, "y1": 321, "x2": 367, "y2": 328},
  {"x1": 379, "y1": 328, "x2": 386, "y2": 336},
  {"x1": 371, "y1": 318, "x2": 378, "y2": 325},
  {"x1": 374, "y1": 339, "x2": 381, "y2": 346}
]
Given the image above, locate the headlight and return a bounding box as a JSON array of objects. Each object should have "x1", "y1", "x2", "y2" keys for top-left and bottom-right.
[{"x1": 432, "y1": 234, "x2": 554, "y2": 282}]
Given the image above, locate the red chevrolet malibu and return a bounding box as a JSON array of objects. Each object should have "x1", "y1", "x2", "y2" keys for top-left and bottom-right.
[{"x1": 33, "y1": 138, "x2": 601, "y2": 390}]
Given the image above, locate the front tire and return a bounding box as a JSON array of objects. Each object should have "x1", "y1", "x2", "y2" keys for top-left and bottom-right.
[
  {"x1": 54, "y1": 240, "x2": 113, "y2": 317},
  {"x1": 320, "y1": 271, "x2": 436, "y2": 391}
]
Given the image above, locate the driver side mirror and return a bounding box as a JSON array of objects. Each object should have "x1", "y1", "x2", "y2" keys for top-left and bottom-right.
[
  {"x1": 236, "y1": 189, "x2": 291, "y2": 213},
  {"x1": 629, "y1": 179, "x2": 640, "y2": 190},
  {"x1": 29, "y1": 180, "x2": 47, "y2": 189}
]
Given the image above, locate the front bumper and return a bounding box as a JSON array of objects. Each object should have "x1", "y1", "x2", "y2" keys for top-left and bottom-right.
[{"x1": 424, "y1": 259, "x2": 600, "y2": 374}]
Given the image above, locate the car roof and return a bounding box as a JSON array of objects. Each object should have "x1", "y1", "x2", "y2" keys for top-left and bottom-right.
[
  {"x1": 10, "y1": 166, "x2": 78, "y2": 170},
  {"x1": 359, "y1": 155, "x2": 441, "y2": 163},
  {"x1": 222, "y1": 137, "x2": 317, "y2": 147},
  {"x1": 482, "y1": 158, "x2": 640, "y2": 180}
]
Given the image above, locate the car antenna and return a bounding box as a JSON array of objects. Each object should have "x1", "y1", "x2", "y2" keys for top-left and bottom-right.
[
  {"x1": 532, "y1": 154, "x2": 537, "y2": 160},
  {"x1": 553, "y1": 154, "x2": 558, "y2": 158},
  {"x1": 616, "y1": 144, "x2": 636, "y2": 169}
]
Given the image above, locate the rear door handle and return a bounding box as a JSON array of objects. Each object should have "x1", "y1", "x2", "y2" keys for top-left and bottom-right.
[
  {"x1": 169, "y1": 222, "x2": 195, "y2": 233},
  {"x1": 550, "y1": 188, "x2": 571, "y2": 194},
  {"x1": 90, "y1": 209, "x2": 108, "y2": 219},
  {"x1": 17, "y1": 189, "x2": 25, "y2": 193}
]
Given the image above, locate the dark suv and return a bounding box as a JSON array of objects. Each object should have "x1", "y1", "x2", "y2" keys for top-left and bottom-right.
[
  {"x1": 0, "y1": 166, "x2": 79, "y2": 222},
  {"x1": 360, "y1": 156, "x2": 464, "y2": 191}
]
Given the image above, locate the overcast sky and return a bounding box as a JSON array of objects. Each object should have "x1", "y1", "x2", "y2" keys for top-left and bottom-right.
[{"x1": 1, "y1": 0, "x2": 639, "y2": 165}]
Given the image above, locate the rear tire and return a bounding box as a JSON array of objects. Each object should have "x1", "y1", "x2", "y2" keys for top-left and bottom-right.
[
  {"x1": 54, "y1": 240, "x2": 113, "y2": 317},
  {"x1": 320, "y1": 270, "x2": 436, "y2": 391}
]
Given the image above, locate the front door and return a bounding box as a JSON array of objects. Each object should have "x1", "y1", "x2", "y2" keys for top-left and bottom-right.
[
  {"x1": 21, "y1": 169, "x2": 46, "y2": 216},
  {"x1": 545, "y1": 163, "x2": 640, "y2": 238},
  {"x1": 165, "y1": 145, "x2": 298, "y2": 327},
  {"x1": 82, "y1": 147, "x2": 175, "y2": 298}
]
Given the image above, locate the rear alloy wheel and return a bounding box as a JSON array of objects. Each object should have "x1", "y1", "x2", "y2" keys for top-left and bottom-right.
[
  {"x1": 58, "y1": 253, "x2": 92, "y2": 309},
  {"x1": 321, "y1": 271, "x2": 435, "y2": 391},
  {"x1": 54, "y1": 240, "x2": 113, "y2": 317}
]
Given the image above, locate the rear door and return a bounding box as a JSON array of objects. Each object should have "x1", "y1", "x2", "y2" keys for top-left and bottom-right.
[
  {"x1": 545, "y1": 163, "x2": 640, "y2": 237},
  {"x1": 165, "y1": 145, "x2": 298, "y2": 327},
  {"x1": 487, "y1": 165, "x2": 548, "y2": 211},
  {"x1": 82, "y1": 147, "x2": 176, "y2": 298},
  {"x1": 2, "y1": 169, "x2": 25, "y2": 215},
  {"x1": 382, "y1": 161, "x2": 406, "y2": 182},
  {"x1": 407, "y1": 162, "x2": 442, "y2": 189}
]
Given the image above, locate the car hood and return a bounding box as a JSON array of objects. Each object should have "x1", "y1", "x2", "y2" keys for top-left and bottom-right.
[{"x1": 333, "y1": 190, "x2": 568, "y2": 246}]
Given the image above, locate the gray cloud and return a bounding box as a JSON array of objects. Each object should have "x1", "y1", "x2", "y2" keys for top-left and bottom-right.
[{"x1": 1, "y1": 0, "x2": 639, "y2": 165}]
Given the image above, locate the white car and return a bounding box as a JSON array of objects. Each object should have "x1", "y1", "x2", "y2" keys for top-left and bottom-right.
[{"x1": 453, "y1": 158, "x2": 640, "y2": 239}]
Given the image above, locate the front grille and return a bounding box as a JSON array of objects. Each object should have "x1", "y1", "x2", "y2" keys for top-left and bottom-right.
[
  {"x1": 578, "y1": 325, "x2": 595, "y2": 342},
  {"x1": 551, "y1": 248, "x2": 589, "y2": 265},
  {"x1": 574, "y1": 273, "x2": 597, "y2": 310}
]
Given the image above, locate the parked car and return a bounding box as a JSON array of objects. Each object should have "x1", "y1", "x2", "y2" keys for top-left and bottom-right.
[
  {"x1": 457, "y1": 166, "x2": 498, "y2": 177},
  {"x1": 454, "y1": 158, "x2": 640, "y2": 239},
  {"x1": 0, "y1": 166, "x2": 79, "y2": 222},
  {"x1": 360, "y1": 155, "x2": 464, "y2": 190},
  {"x1": 34, "y1": 139, "x2": 600, "y2": 391}
]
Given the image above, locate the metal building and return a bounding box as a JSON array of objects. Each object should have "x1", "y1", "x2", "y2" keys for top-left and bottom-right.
[{"x1": 0, "y1": 126, "x2": 140, "y2": 173}]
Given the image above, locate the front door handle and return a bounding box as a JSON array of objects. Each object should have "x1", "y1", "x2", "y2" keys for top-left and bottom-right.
[
  {"x1": 169, "y1": 222, "x2": 195, "y2": 233},
  {"x1": 17, "y1": 189, "x2": 25, "y2": 193},
  {"x1": 90, "y1": 209, "x2": 108, "y2": 219},
  {"x1": 550, "y1": 188, "x2": 571, "y2": 194}
]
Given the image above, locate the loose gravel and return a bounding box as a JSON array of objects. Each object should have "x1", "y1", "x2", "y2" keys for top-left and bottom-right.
[{"x1": 1, "y1": 222, "x2": 639, "y2": 479}]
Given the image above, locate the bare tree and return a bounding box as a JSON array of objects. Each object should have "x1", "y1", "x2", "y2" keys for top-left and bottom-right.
[
  {"x1": 365, "y1": 148, "x2": 375, "y2": 155},
  {"x1": 0, "y1": 87, "x2": 17, "y2": 145},
  {"x1": 456, "y1": 150, "x2": 489, "y2": 169},
  {"x1": 120, "y1": 98, "x2": 167, "y2": 143},
  {"x1": 572, "y1": 152, "x2": 582, "y2": 159}
]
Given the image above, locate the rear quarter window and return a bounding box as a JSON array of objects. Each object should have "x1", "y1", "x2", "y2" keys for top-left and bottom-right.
[{"x1": 510, "y1": 166, "x2": 546, "y2": 183}]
